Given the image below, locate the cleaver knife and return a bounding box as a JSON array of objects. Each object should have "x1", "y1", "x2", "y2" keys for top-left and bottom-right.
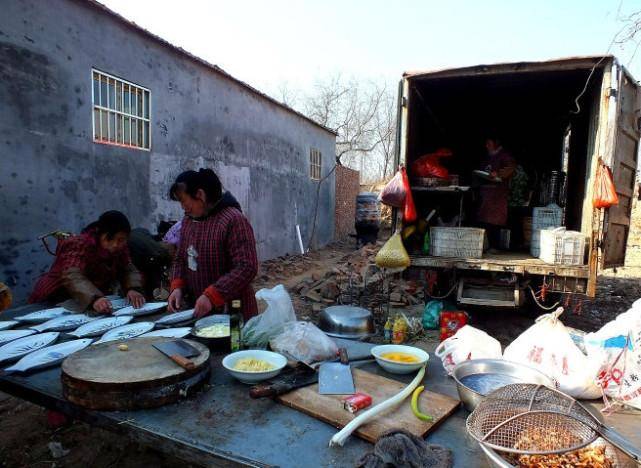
[
  {"x1": 318, "y1": 347, "x2": 355, "y2": 395},
  {"x1": 153, "y1": 339, "x2": 200, "y2": 370}
]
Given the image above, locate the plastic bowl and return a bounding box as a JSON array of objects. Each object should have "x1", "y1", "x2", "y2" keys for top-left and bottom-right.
[
  {"x1": 371, "y1": 344, "x2": 429, "y2": 374},
  {"x1": 222, "y1": 350, "x2": 287, "y2": 384}
]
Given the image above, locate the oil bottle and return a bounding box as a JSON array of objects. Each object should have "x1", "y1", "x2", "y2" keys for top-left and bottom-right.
[
  {"x1": 230, "y1": 299, "x2": 243, "y2": 351},
  {"x1": 392, "y1": 314, "x2": 408, "y2": 344}
]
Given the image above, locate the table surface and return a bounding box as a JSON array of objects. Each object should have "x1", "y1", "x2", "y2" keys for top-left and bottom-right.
[{"x1": 1, "y1": 302, "x2": 639, "y2": 467}]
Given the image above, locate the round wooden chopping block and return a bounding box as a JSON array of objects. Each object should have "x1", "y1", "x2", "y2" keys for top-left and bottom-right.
[{"x1": 61, "y1": 337, "x2": 211, "y2": 410}]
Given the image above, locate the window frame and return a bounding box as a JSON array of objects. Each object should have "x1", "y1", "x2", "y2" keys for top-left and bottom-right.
[
  {"x1": 310, "y1": 148, "x2": 322, "y2": 180},
  {"x1": 91, "y1": 69, "x2": 151, "y2": 151}
]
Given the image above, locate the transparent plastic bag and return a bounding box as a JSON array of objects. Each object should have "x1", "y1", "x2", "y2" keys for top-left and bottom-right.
[
  {"x1": 375, "y1": 232, "x2": 411, "y2": 269},
  {"x1": 270, "y1": 321, "x2": 338, "y2": 364},
  {"x1": 379, "y1": 170, "x2": 406, "y2": 208},
  {"x1": 242, "y1": 284, "x2": 297, "y2": 348}
]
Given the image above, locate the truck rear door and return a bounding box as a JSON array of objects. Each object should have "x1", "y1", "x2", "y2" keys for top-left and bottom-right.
[{"x1": 602, "y1": 66, "x2": 641, "y2": 268}]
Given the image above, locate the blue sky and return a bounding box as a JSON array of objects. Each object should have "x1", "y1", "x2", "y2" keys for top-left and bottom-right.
[{"x1": 101, "y1": 0, "x2": 641, "y2": 96}]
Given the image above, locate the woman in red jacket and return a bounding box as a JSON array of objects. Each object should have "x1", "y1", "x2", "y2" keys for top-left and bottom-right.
[
  {"x1": 30, "y1": 211, "x2": 145, "y2": 313},
  {"x1": 167, "y1": 169, "x2": 258, "y2": 320}
]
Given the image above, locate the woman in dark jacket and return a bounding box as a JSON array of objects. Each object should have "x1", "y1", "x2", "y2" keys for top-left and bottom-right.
[{"x1": 29, "y1": 211, "x2": 145, "y2": 314}]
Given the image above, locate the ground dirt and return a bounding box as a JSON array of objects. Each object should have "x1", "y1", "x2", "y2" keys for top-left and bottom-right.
[{"x1": 1, "y1": 239, "x2": 640, "y2": 467}]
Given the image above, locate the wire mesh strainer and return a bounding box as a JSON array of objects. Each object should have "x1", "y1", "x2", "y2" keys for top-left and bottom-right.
[{"x1": 466, "y1": 383, "x2": 640, "y2": 462}]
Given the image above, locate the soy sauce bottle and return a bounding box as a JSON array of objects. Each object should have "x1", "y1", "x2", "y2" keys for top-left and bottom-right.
[{"x1": 230, "y1": 299, "x2": 243, "y2": 352}]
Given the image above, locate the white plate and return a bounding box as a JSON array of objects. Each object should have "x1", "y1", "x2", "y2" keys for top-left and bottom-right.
[
  {"x1": 94, "y1": 322, "x2": 155, "y2": 344},
  {"x1": 4, "y1": 339, "x2": 93, "y2": 373},
  {"x1": 0, "y1": 332, "x2": 60, "y2": 363},
  {"x1": 30, "y1": 314, "x2": 97, "y2": 332},
  {"x1": 68, "y1": 316, "x2": 133, "y2": 337},
  {"x1": 371, "y1": 344, "x2": 429, "y2": 374},
  {"x1": 113, "y1": 302, "x2": 167, "y2": 317},
  {"x1": 155, "y1": 309, "x2": 195, "y2": 326},
  {"x1": 0, "y1": 321, "x2": 18, "y2": 331},
  {"x1": 222, "y1": 350, "x2": 287, "y2": 384},
  {"x1": 15, "y1": 307, "x2": 72, "y2": 323},
  {"x1": 139, "y1": 327, "x2": 192, "y2": 339},
  {"x1": 0, "y1": 329, "x2": 37, "y2": 346}
]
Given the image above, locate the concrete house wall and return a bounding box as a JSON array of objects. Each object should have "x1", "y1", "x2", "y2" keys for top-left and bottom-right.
[{"x1": 0, "y1": 0, "x2": 336, "y2": 303}]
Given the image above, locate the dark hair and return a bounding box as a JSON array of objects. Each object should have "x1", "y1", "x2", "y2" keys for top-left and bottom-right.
[
  {"x1": 169, "y1": 168, "x2": 222, "y2": 205},
  {"x1": 82, "y1": 210, "x2": 131, "y2": 239}
]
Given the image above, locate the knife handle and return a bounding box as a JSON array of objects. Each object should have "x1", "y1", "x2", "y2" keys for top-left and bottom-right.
[
  {"x1": 170, "y1": 354, "x2": 195, "y2": 370},
  {"x1": 338, "y1": 347, "x2": 349, "y2": 364},
  {"x1": 250, "y1": 382, "x2": 295, "y2": 399}
]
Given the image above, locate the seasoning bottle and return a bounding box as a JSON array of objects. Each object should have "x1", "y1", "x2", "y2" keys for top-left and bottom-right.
[
  {"x1": 383, "y1": 316, "x2": 393, "y2": 342},
  {"x1": 392, "y1": 314, "x2": 408, "y2": 344},
  {"x1": 230, "y1": 299, "x2": 243, "y2": 352}
]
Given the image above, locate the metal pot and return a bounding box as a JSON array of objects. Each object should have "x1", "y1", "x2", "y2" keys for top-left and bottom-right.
[
  {"x1": 452, "y1": 359, "x2": 554, "y2": 411},
  {"x1": 318, "y1": 306, "x2": 376, "y2": 340}
]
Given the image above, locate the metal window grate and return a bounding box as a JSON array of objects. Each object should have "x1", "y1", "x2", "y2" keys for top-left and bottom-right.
[
  {"x1": 310, "y1": 148, "x2": 322, "y2": 180},
  {"x1": 92, "y1": 69, "x2": 151, "y2": 150}
]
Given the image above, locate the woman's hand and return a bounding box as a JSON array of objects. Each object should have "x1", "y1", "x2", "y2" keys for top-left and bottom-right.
[
  {"x1": 93, "y1": 297, "x2": 113, "y2": 314},
  {"x1": 168, "y1": 288, "x2": 183, "y2": 312},
  {"x1": 194, "y1": 294, "x2": 213, "y2": 318},
  {"x1": 127, "y1": 290, "x2": 146, "y2": 309}
]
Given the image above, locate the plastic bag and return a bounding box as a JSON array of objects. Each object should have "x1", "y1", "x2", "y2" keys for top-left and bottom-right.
[
  {"x1": 375, "y1": 232, "x2": 411, "y2": 269},
  {"x1": 435, "y1": 325, "x2": 502, "y2": 375},
  {"x1": 503, "y1": 308, "x2": 601, "y2": 399},
  {"x1": 242, "y1": 284, "x2": 297, "y2": 348},
  {"x1": 401, "y1": 167, "x2": 417, "y2": 223},
  {"x1": 585, "y1": 306, "x2": 641, "y2": 410},
  {"x1": 422, "y1": 300, "x2": 455, "y2": 330},
  {"x1": 270, "y1": 321, "x2": 338, "y2": 364},
  {"x1": 411, "y1": 148, "x2": 452, "y2": 179},
  {"x1": 593, "y1": 160, "x2": 619, "y2": 209},
  {"x1": 379, "y1": 170, "x2": 406, "y2": 208}
]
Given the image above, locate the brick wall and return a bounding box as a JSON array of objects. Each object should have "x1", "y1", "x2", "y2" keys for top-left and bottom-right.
[{"x1": 335, "y1": 165, "x2": 361, "y2": 239}]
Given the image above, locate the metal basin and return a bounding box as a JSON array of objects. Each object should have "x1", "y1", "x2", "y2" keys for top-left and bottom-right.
[
  {"x1": 318, "y1": 306, "x2": 375, "y2": 340},
  {"x1": 452, "y1": 359, "x2": 554, "y2": 412}
]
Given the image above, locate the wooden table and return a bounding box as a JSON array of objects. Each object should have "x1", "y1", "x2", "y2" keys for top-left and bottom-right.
[{"x1": 1, "y1": 302, "x2": 639, "y2": 467}]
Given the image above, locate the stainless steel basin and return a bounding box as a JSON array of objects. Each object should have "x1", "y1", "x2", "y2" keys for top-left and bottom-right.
[{"x1": 318, "y1": 305, "x2": 376, "y2": 340}]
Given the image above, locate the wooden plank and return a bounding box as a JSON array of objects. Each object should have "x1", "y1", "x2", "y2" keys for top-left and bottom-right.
[{"x1": 277, "y1": 368, "x2": 459, "y2": 444}]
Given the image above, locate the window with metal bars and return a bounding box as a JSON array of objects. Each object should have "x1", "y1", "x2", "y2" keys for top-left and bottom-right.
[
  {"x1": 92, "y1": 70, "x2": 151, "y2": 150},
  {"x1": 310, "y1": 148, "x2": 322, "y2": 180}
]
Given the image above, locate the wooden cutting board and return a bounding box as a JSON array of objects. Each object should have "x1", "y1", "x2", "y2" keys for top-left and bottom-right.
[
  {"x1": 277, "y1": 368, "x2": 459, "y2": 443},
  {"x1": 61, "y1": 337, "x2": 210, "y2": 410}
]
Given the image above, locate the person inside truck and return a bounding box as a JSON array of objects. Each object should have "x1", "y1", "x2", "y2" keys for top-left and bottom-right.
[{"x1": 477, "y1": 137, "x2": 516, "y2": 249}]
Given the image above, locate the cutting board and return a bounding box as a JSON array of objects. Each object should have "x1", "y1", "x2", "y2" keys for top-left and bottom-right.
[
  {"x1": 277, "y1": 368, "x2": 459, "y2": 443},
  {"x1": 61, "y1": 337, "x2": 210, "y2": 410}
]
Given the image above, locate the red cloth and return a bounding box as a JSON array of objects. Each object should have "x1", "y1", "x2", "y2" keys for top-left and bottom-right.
[
  {"x1": 477, "y1": 149, "x2": 515, "y2": 226},
  {"x1": 171, "y1": 208, "x2": 258, "y2": 320},
  {"x1": 29, "y1": 231, "x2": 133, "y2": 304}
]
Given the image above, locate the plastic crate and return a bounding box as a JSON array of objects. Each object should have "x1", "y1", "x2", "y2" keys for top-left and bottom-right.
[
  {"x1": 530, "y1": 203, "x2": 563, "y2": 257},
  {"x1": 539, "y1": 228, "x2": 586, "y2": 265},
  {"x1": 430, "y1": 227, "x2": 485, "y2": 258}
]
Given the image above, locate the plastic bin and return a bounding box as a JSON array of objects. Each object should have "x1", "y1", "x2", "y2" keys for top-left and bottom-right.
[
  {"x1": 530, "y1": 203, "x2": 563, "y2": 257},
  {"x1": 430, "y1": 227, "x2": 485, "y2": 258},
  {"x1": 539, "y1": 227, "x2": 586, "y2": 265}
]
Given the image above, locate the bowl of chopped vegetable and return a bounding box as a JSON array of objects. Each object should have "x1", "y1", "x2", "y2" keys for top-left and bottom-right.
[
  {"x1": 222, "y1": 350, "x2": 287, "y2": 384},
  {"x1": 371, "y1": 345, "x2": 429, "y2": 374}
]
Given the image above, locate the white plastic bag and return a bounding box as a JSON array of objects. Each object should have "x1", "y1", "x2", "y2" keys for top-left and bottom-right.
[
  {"x1": 503, "y1": 308, "x2": 601, "y2": 399},
  {"x1": 435, "y1": 325, "x2": 502, "y2": 375},
  {"x1": 585, "y1": 306, "x2": 641, "y2": 410},
  {"x1": 242, "y1": 284, "x2": 297, "y2": 348},
  {"x1": 270, "y1": 321, "x2": 338, "y2": 364}
]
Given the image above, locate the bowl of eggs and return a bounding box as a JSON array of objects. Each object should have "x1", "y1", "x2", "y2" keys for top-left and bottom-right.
[{"x1": 371, "y1": 344, "x2": 429, "y2": 374}]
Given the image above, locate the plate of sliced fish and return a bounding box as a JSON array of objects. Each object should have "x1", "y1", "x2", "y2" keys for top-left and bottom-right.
[
  {"x1": 154, "y1": 309, "x2": 195, "y2": 326},
  {"x1": 68, "y1": 316, "x2": 133, "y2": 338},
  {"x1": 15, "y1": 307, "x2": 72, "y2": 323},
  {"x1": 94, "y1": 322, "x2": 155, "y2": 344},
  {"x1": 113, "y1": 302, "x2": 168, "y2": 317},
  {"x1": 138, "y1": 327, "x2": 192, "y2": 339},
  {"x1": 0, "y1": 321, "x2": 18, "y2": 331},
  {"x1": 0, "y1": 332, "x2": 60, "y2": 363},
  {"x1": 3, "y1": 339, "x2": 93, "y2": 373},
  {"x1": 0, "y1": 329, "x2": 37, "y2": 346},
  {"x1": 30, "y1": 314, "x2": 97, "y2": 333}
]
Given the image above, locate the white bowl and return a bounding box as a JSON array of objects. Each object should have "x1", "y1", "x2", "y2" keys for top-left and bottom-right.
[
  {"x1": 371, "y1": 344, "x2": 429, "y2": 374},
  {"x1": 222, "y1": 350, "x2": 287, "y2": 384}
]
